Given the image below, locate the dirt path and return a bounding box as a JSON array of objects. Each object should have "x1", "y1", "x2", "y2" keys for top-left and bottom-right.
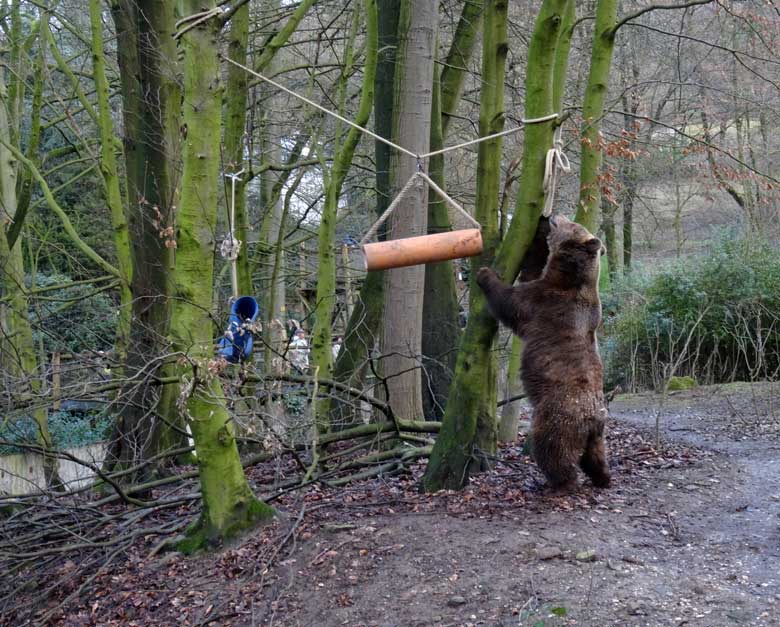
[
  {"x1": 261, "y1": 384, "x2": 780, "y2": 627},
  {"x1": 22, "y1": 384, "x2": 780, "y2": 627}
]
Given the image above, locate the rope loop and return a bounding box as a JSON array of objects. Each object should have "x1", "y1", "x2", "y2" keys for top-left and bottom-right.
[
  {"x1": 542, "y1": 124, "x2": 571, "y2": 218},
  {"x1": 173, "y1": 7, "x2": 227, "y2": 40},
  {"x1": 223, "y1": 169, "x2": 245, "y2": 299}
]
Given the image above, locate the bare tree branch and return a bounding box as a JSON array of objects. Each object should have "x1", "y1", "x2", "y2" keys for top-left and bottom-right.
[{"x1": 612, "y1": 0, "x2": 715, "y2": 34}]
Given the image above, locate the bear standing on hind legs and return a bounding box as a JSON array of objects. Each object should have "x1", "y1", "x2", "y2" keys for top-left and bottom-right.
[{"x1": 476, "y1": 214, "x2": 611, "y2": 492}]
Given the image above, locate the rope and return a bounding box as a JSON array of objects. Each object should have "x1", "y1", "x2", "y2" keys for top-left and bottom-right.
[
  {"x1": 359, "y1": 171, "x2": 422, "y2": 246},
  {"x1": 417, "y1": 171, "x2": 480, "y2": 229},
  {"x1": 542, "y1": 124, "x2": 571, "y2": 218},
  {"x1": 422, "y1": 113, "x2": 558, "y2": 159},
  {"x1": 221, "y1": 56, "x2": 559, "y2": 162},
  {"x1": 222, "y1": 56, "x2": 419, "y2": 160},
  {"x1": 221, "y1": 56, "x2": 565, "y2": 245},
  {"x1": 359, "y1": 170, "x2": 480, "y2": 246},
  {"x1": 173, "y1": 7, "x2": 225, "y2": 40},
  {"x1": 221, "y1": 170, "x2": 244, "y2": 299}
]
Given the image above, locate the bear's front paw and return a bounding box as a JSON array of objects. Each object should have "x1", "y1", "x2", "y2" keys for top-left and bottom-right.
[{"x1": 476, "y1": 266, "x2": 496, "y2": 288}]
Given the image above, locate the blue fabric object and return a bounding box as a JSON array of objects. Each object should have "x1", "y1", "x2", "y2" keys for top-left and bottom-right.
[{"x1": 219, "y1": 296, "x2": 260, "y2": 363}]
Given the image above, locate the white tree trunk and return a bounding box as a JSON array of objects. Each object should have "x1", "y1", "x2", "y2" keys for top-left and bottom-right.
[{"x1": 380, "y1": 0, "x2": 437, "y2": 422}]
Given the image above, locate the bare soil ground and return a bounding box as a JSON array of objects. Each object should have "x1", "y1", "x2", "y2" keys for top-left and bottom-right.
[{"x1": 6, "y1": 383, "x2": 780, "y2": 627}]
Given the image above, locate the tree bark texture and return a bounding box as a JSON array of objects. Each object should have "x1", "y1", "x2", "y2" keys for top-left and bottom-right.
[
  {"x1": 0, "y1": 26, "x2": 60, "y2": 488},
  {"x1": 223, "y1": 0, "x2": 252, "y2": 295},
  {"x1": 574, "y1": 0, "x2": 618, "y2": 233},
  {"x1": 330, "y1": 0, "x2": 400, "y2": 428},
  {"x1": 421, "y1": 1, "x2": 483, "y2": 421},
  {"x1": 108, "y1": 0, "x2": 186, "y2": 475},
  {"x1": 422, "y1": 0, "x2": 571, "y2": 492},
  {"x1": 89, "y1": 0, "x2": 133, "y2": 364},
  {"x1": 468, "y1": 0, "x2": 511, "y2": 462},
  {"x1": 172, "y1": 1, "x2": 274, "y2": 550},
  {"x1": 311, "y1": 0, "x2": 377, "y2": 431},
  {"x1": 379, "y1": 0, "x2": 437, "y2": 423}
]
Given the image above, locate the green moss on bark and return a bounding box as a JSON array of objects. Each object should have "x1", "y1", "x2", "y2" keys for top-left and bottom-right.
[
  {"x1": 178, "y1": 497, "x2": 275, "y2": 554},
  {"x1": 574, "y1": 0, "x2": 618, "y2": 233},
  {"x1": 171, "y1": 0, "x2": 274, "y2": 546},
  {"x1": 422, "y1": 0, "x2": 572, "y2": 492},
  {"x1": 311, "y1": 0, "x2": 378, "y2": 432},
  {"x1": 422, "y1": 2, "x2": 483, "y2": 421}
]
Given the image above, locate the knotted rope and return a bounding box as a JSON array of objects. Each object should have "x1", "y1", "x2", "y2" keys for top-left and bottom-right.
[
  {"x1": 221, "y1": 170, "x2": 244, "y2": 299},
  {"x1": 542, "y1": 124, "x2": 571, "y2": 218}
]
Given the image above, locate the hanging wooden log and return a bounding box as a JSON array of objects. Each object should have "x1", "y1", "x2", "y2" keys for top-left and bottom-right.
[{"x1": 361, "y1": 228, "x2": 483, "y2": 271}]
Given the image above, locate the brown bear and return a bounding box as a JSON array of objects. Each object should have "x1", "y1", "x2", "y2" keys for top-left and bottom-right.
[{"x1": 476, "y1": 214, "x2": 610, "y2": 492}]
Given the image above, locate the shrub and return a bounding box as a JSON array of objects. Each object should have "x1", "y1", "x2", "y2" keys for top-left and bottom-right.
[
  {"x1": 603, "y1": 235, "x2": 780, "y2": 391},
  {"x1": 28, "y1": 273, "x2": 117, "y2": 354},
  {"x1": 667, "y1": 375, "x2": 697, "y2": 391},
  {"x1": 0, "y1": 409, "x2": 111, "y2": 455}
]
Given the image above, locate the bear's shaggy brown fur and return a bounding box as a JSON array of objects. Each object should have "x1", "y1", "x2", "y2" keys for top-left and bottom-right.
[{"x1": 477, "y1": 214, "x2": 610, "y2": 492}]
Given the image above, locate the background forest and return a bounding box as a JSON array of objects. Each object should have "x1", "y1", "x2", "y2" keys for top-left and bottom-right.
[{"x1": 1, "y1": 0, "x2": 779, "y2": 623}]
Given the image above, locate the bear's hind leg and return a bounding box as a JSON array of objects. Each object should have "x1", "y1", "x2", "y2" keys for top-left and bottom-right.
[
  {"x1": 579, "y1": 431, "x2": 611, "y2": 488},
  {"x1": 532, "y1": 425, "x2": 580, "y2": 492}
]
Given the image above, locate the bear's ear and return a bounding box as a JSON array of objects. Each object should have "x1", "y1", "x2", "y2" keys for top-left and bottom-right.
[{"x1": 583, "y1": 238, "x2": 602, "y2": 255}]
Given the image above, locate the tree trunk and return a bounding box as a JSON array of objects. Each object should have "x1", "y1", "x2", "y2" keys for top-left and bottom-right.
[
  {"x1": 107, "y1": 0, "x2": 186, "y2": 476},
  {"x1": 223, "y1": 0, "x2": 252, "y2": 295},
  {"x1": 0, "y1": 38, "x2": 61, "y2": 489},
  {"x1": 420, "y1": 74, "x2": 459, "y2": 421},
  {"x1": 7, "y1": 11, "x2": 46, "y2": 250},
  {"x1": 468, "y1": 0, "x2": 511, "y2": 463},
  {"x1": 622, "y1": 182, "x2": 634, "y2": 270},
  {"x1": 421, "y1": 1, "x2": 483, "y2": 421},
  {"x1": 379, "y1": 0, "x2": 437, "y2": 423},
  {"x1": 172, "y1": 2, "x2": 273, "y2": 551},
  {"x1": 422, "y1": 0, "x2": 572, "y2": 492},
  {"x1": 311, "y1": 0, "x2": 378, "y2": 431},
  {"x1": 89, "y1": 0, "x2": 133, "y2": 364},
  {"x1": 601, "y1": 195, "x2": 619, "y2": 278},
  {"x1": 573, "y1": 0, "x2": 618, "y2": 233},
  {"x1": 330, "y1": 0, "x2": 399, "y2": 427},
  {"x1": 498, "y1": 335, "x2": 523, "y2": 442}
]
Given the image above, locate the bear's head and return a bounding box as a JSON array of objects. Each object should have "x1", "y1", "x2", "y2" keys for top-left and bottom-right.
[{"x1": 543, "y1": 214, "x2": 605, "y2": 288}]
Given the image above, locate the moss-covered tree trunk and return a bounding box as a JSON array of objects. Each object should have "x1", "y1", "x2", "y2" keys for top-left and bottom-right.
[
  {"x1": 379, "y1": 0, "x2": 437, "y2": 423},
  {"x1": 172, "y1": 1, "x2": 273, "y2": 551},
  {"x1": 107, "y1": 0, "x2": 186, "y2": 476},
  {"x1": 330, "y1": 0, "x2": 399, "y2": 428},
  {"x1": 422, "y1": 0, "x2": 572, "y2": 492},
  {"x1": 89, "y1": 0, "x2": 133, "y2": 364},
  {"x1": 573, "y1": 0, "x2": 618, "y2": 234},
  {"x1": 498, "y1": 335, "x2": 523, "y2": 441},
  {"x1": 421, "y1": 1, "x2": 483, "y2": 421},
  {"x1": 223, "y1": 0, "x2": 252, "y2": 295},
  {"x1": 310, "y1": 0, "x2": 377, "y2": 432},
  {"x1": 0, "y1": 20, "x2": 61, "y2": 489},
  {"x1": 495, "y1": 0, "x2": 574, "y2": 444},
  {"x1": 468, "y1": 0, "x2": 511, "y2": 460}
]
